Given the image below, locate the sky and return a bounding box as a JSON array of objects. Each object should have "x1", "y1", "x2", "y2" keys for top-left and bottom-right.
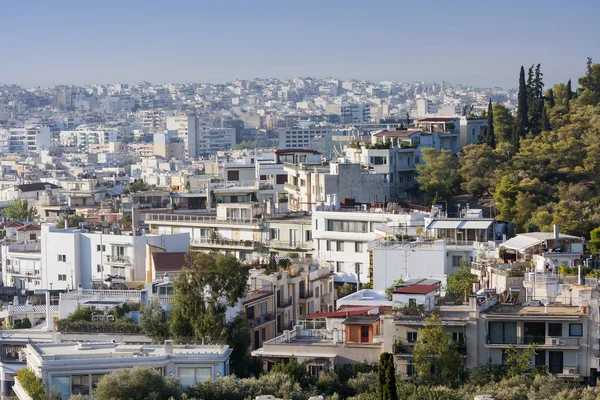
[{"x1": 1, "y1": 0, "x2": 599, "y2": 88}]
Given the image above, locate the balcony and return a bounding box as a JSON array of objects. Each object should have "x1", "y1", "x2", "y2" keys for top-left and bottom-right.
[
  {"x1": 105, "y1": 255, "x2": 131, "y2": 265},
  {"x1": 284, "y1": 182, "x2": 300, "y2": 192},
  {"x1": 485, "y1": 336, "x2": 580, "y2": 349},
  {"x1": 145, "y1": 213, "x2": 263, "y2": 227},
  {"x1": 244, "y1": 287, "x2": 274, "y2": 304},
  {"x1": 299, "y1": 290, "x2": 314, "y2": 300},
  {"x1": 277, "y1": 298, "x2": 293, "y2": 309},
  {"x1": 248, "y1": 312, "x2": 275, "y2": 328},
  {"x1": 190, "y1": 238, "x2": 259, "y2": 250},
  {"x1": 268, "y1": 240, "x2": 312, "y2": 251}
]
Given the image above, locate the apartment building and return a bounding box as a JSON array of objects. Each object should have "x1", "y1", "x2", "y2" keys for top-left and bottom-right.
[
  {"x1": 40, "y1": 224, "x2": 190, "y2": 290},
  {"x1": 1, "y1": 127, "x2": 51, "y2": 155},
  {"x1": 206, "y1": 128, "x2": 236, "y2": 152},
  {"x1": 1, "y1": 239, "x2": 42, "y2": 291},
  {"x1": 313, "y1": 202, "x2": 426, "y2": 284},
  {"x1": 58, "y1": 127, "x2": 120, "y2": 152},
  {"x1": 15, "y1": 341, "x2": 231, "y2": 399},
  {"x1": 165, "y1": 114, "x2": 209, "y2": 159},
  {"x1": 277, "y1": 127, "x2": 331, "y2": 149},
  {"x1": 265, "y1": 215, "x2": 313, "y2": 258}
]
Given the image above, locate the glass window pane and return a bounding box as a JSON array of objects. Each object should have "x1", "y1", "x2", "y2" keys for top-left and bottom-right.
[
  {"x1": 50, "y1": 375, "x2": 71, "y2": 398},
  {"x1": 195, "y1": 367, "x2": 212, "y2": 383},
  {"x1": 178, "y1": 368, "x2": 195, "y2": 387},
  {"x1": 569, "y1": 323, "x2": 583, "y2": 337}
]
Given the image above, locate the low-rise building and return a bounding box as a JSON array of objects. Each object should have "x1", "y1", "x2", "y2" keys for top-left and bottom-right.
[{"x1": 15, "y1": 341, "x2": 232, "y2": 399}]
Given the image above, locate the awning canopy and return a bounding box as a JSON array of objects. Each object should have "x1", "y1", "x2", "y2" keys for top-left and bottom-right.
[
  {"x1": 427, "y1": 220, "x2": 462, "y2": 229},
  {"x1": 457, "y1": 220, "x2": 494, "y2": 230},
  {"x1": 501, "y1": 235, "x2": 541, "y2": 251}
]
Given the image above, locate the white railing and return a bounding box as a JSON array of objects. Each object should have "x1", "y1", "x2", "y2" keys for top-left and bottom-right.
[
  {"x1": 524, "y1": 272, "x2": 559, "y2": 284},
  {"x1": 60, "y1": 289, "x2": 142, "y2": 302},
  {"x1": 146, "y1": 213, "x2": 262, "y2": 225}
]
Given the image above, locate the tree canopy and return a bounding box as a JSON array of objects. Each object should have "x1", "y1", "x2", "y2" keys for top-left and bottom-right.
[
  {"x1": 2, "y1": 199, "x2": 39, "y2": 221},
  {"x1": 416, "y1": 148, "x2": 461, "y2": 201}
]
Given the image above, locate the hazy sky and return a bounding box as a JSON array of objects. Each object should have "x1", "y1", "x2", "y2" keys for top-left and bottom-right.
[{"x1": 2, "y1": 0, "x2": 598, "y2": 88}]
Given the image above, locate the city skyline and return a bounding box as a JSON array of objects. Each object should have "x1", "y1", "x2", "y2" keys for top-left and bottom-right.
[{"x1": 2, "y1": 0, "x2": 598, "y2": 88}]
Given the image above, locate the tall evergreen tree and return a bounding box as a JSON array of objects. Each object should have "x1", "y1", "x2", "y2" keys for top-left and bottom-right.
[
  {"x1": 566, "y1": 79, "x2": 573, "y2": 110},
  {"x1": 529, "y1": 64, "x2": 544, "y2": 136},
  {"x1": 514, "y1": 66, "x2": 529, "y2": 148},
  {"x1": 378, "y1": 352, "x2": 398, "y2": 400},
  {"x1": 486, "y1": 99, "x2": 496, "y2": 148},
  {"x1": 541, "y1": 104, "x2": 551, "y2": 131},
  {"x1": 545, "y1": 88, "x2": 555, "y2": 108}
]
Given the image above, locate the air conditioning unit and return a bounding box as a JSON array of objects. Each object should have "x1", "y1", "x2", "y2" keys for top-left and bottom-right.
[
  {"x1": 563, "y1": 367, "x2": 578, "y2": 375},
  {"x1": 552, "y1": 338, "x2": 561, "y2": 346}
]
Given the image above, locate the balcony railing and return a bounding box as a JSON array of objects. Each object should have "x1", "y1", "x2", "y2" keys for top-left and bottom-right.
[
  {"x1": 277, "y1": 298, "x2": 293, "y2": 308},
  {"x1": 105, "y1": 255, "x2": 131, "y2": 264},
  {"x1": 268, "y1": 240, "x2": 312, "y2": 250},
  {"x1": 486, "y1": 336, "x2": 580, "y2": 347},
  {"x1": 300, "y1": 290, "x2": 314, "y2": 299},
  {"x1": 146, "y1": 213, "x2": 263, "y2": 226},
  {"x1": 524, "y1": 272, "x2": 559, "y2": 284},
  {"x1": 284, "y1": 182, "x2": 300, "y2": 192},
  {"x1": 190, "y1": 238, "x2": 258, "y2": 248},
  {"x1": 249, "y1": 312, "x2": 275, "y2": 328},
  {"x1": 244, "y1": 287, "x2": 274, "y2": 303}
]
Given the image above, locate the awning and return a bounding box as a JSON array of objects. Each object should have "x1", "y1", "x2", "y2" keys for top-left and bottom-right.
[
  {"x1": 252, "y1": 349, "x2": 338, "y2": 359},
  {"x1": 457, "y1": 220, "x2": 494, "y2": 230},
  {"x1": 501, "y1": 235, "x2": 541, "y2": 251},
  {"x1": 427, "y1": 220, "x2": 462, "y2": 229}
]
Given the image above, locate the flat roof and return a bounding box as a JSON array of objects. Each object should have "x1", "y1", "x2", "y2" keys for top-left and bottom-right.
[{"x1": 485, "y1": 304, "x2": 582, "y2": 318}]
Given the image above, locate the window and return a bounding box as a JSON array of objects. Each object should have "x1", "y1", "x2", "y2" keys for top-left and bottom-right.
[
  {"x1": 50, "y1": 376, "x2": 71, "y2": 397},
  {"x1": 326, "y1": 241, "x2": 332, "y2": 251},
  {"x1": 406, "y1": 331, "x2": 418, "y2": 343},
  {"x1": 408, "y1": 298, "x2": 416, "y2": 307},
  {"x1": 270, "y1": 228, "x2": 279, "y2": 240},
  {"x1": 71, "y1": 375, "x2": 90, "y2": 395},
  {"x1": 227, "y1": 170, "x2": 239, "y2": 181},
  {"x1": 178, "y1": 367, "x2": 212, "y2": 387},
  {"x1": 406, "y1": 364, "x2": 414, "y2": 376},
  {"x1": 96, "y1": 245, "x2": 106, "y2": 252},
  {"x1": 548, "y1": 323, "x2": 562, "y2": 337},
  {"x1": 58, "y1": 274, "x2": 67, "y2": 281},
  {"x1": 305, "y1": 230, "x2": 312, "y2": 241},
  {"x1": 452, "y1": 256, "x2": 463, "y2": 268},
  {"x1": 97, "y1": 265, "x2": 102, "y2": 273},
  {"x1": 262, "y1": 327, "x2": 266, "y2": 341},
  {"x1": 452, "y1": 332, "x2": 465, "y2": 343},
  {"x1": 336, "y1": 262, "x2": 343, "y2": 273},
  {"x1": 489, "y1": 321, "x2": 517, "y2": 344},
  {"x1": 336, "y1": 241, "x2": 344, "y2": 252},
  {"x1": 569, "y1": 323, "x2": 583, "y2": 337},
  {"x1": 29, "y1": 233, "x2": 36, "y2": 240},
  {"x1": 355, "y1": 242, "x2": 364, "y2": 252},
  {"x1": 326, "y1": 220, "x2": 368, "y2": 233},
  {"x1": 276, "y1": 175, "x2": 287, "y2": 185},
  {"x1": 57, "y1": 254, "x2": 67, "y2": 262}
]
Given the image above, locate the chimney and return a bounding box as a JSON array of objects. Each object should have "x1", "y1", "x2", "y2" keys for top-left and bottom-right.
[
  {"x1": 64, "y1": 218, "x2": 68, "y2": 230},
  {"x1": 164, "y1": 340, "x2": 173, "y2": 355},
  {"x1": 553, "y1": 224, "x2": 559, "y2": 241}
]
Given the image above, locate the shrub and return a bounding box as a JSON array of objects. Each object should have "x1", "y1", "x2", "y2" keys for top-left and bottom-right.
[
  {"x1": 17, "y1": 368, "x2": 48, "y2": 400},
  {"x1": 22, "y1": 318, "x2": 32, "y2": 329},
  {"x1": 94, "y1": 367, "x2": 181, "y2": 400}
]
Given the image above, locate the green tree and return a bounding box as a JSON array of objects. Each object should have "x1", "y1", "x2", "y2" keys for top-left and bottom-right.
[
  {"x1": 588, "y1": 227, "x2": 600, "y2": 253},
  {"x1": 492, "y1": 103, "x2": 514, "y2": 144},
  {"x1": 377, "y1": 352, "x2": 397, "y2": 400},
  {"x1": 566, "y1": 78, "x2": 573, "y2": 107},
  {"x1": 3, "y1": 199, "x2": 39, "y2": 221},
  {"x1": 459, "y1": 144, "x2": 499, "y2": 196},
  {"x1": 416, "y1": 148, "x2": 461, "y2": 201},
  {"x1": 17, "y1": 368, "x2": 49, "y2": 400},
  {"x1": 270, "y1": 356, "x2": 311, "y2": 387},
  {"x1": 413, "y1": 314, "x2": 462, "y2": 387},
  {"x1": 140, "y1": 299, "x2": 170, "y2": 344},
  {"x1": 56, "y1": 214, "x2": 85, "y2": 229},
  {"x1": 445, "y1": 261, "x2": 478, "y2": 302},
  {"x1": 504, "y1": 343, "x2": 538, "y2": 377},
  {"x1": 385, "y1": 278, "x2": 404, "y2": 300},
  {"x1": 169, "y1": 251, "x2": 248, "y2": 343},
  {"x1": 123, "y1": 164, "x2": 132, "y2": 176},
  {"x1": 185, "y1": 180, "x2": 191, "y2": 192},
  {"x1": 21, "y1": 317, "x2": 32, "y2": 328},
  {"x1": 514, "y1": 66, "x2": 529, "y2": 147},
  {"x1": 493, "y1": 176, "x2": 519, "y2": 222},
  {"x1": 486, "y1": 99, "x2": 496, "y2": 148},
  {"x1": 123, "y1": 180, "x2": 149, "y2": 195},
  {"x1": 93, "y1": 367, "x2": 181, "y2": 400},
  {"x1": 578, "y1": 57, "x2": 600, "y2": 106},
  {"x1": 226, "y1": 311, "x2": 253, "y2": 377}
]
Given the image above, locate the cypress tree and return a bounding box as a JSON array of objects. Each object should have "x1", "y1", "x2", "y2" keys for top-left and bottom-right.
[
  {"x1": 486, "y1": 99, "x2": 496, "y2": 148},
  {"x1": 546, "y1": 88, "x2": 555, "y2": 108},
  {"x1": 529, "y1": 64, "x2": 544, "y2": 136},
  {"x1": 541, "y1": 104, "x2": 551, "y2": 131},
  {"x1": 514, "y1": 66, "x2": 529, "y2": 147},
  {"x1": 378, "y1": 352, "x2": 398, "y2": 400},
  {"x1": 566, "y1": 79, "x2": 572, "y2": 110}
]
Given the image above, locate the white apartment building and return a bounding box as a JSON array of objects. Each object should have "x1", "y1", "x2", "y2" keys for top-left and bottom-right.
[
  {"x1": 59, "y1": 127, "x2": 120, "y2": 152},
  {"x1": 277, "y1": 127, "x2": 331, "y2": 149},
  {"x1": 2, "y1": 127, "x2": 51, "y2": 155},
  {"x1": 15, "y1": 341, "x2": 231, "y2": 399},
  {"x1": 40, "y1": 224, "x2": 190, "y2": 290},
  {"x1": 206, "y1": 128, "x2": 235, "y2": 152},
  {"x1": 326, "y1": 103, "x2": 371, "y2": 124},
  {"x1": 312, "y1": 203, "x2": 426, "y2": 284}
]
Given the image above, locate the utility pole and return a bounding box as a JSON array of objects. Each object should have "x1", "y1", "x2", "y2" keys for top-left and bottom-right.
[{"x1": 355, "y1": 262, "x2": 360, "y2": 292}]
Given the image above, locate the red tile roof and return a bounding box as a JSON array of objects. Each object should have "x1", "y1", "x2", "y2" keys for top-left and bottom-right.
[
  {"x1": 5, "y1": 222, "x2": 24, "y2": 228},
  {"x1": 393, "y1": 284, "x2": 439, "y2": 295},
  {"x1": 16, "y1": 224, "x2": 41, "y2": 232}
]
